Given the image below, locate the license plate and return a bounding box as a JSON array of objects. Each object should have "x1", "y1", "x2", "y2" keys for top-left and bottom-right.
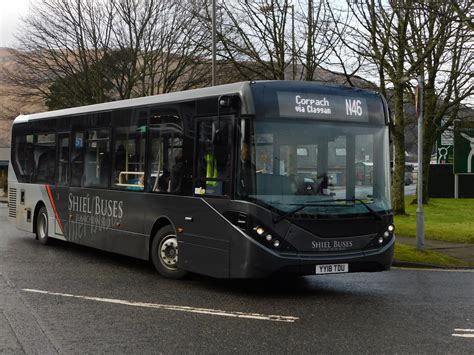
[{"x1": 315, "y1": 263, "x2": 348, "y2": 275}]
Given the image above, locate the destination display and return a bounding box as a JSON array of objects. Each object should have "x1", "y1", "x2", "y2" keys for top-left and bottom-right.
[{"x1": 277, "y1": 92, "x2": 369, "y2": 121}]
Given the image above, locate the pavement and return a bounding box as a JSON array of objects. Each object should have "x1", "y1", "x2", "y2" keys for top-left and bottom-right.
[{"x1": 396, "y1": 235, "x2": 474, "y2": 265}]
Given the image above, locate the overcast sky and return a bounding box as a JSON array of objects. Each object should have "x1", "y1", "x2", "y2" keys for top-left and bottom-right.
[{"x1": 0, "y1": 0, "x2": 30, "y2": 47}]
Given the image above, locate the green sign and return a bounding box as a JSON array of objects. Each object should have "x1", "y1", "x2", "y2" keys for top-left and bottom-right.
[
  {"x1": 436, "y1": 118, "x2": 454, "y2": 164},
  {"x1": 453, "y1": 121, "x2": 474, "y2": 174},
  {"x1": 436, "y1": 139, "x2": 453, "y2": 164}
]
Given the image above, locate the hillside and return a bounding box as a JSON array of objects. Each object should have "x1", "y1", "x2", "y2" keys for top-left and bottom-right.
[{"x1": 0, "y1": 48, "x2": 46, "y2": 146}]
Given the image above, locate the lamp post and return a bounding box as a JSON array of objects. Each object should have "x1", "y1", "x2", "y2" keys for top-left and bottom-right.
[
  {"x1": 416, "y1": 74, "x2": 425, "y2": 251},
  {"x1": 291, "y1": 4, "x2": 295, "y2": 80},
  {"x1": 212, "y1": 0, "x2": 216, "y2": 86},
  {"x1": 400, "y1": 73, "x2": 425, "y2": 251}
]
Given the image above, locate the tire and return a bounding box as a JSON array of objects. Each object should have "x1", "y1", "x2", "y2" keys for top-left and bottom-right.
[
  {"x1": 36, "y1": 206, "x2": 49, "y2": 245},
  {"x1": 151, "y1": 225, "x2": 187, "y2": 279}
]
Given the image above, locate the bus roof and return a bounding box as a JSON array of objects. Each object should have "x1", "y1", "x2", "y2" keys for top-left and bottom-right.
[
  {"x1": 13, "y1": 81, "x2": 255, "y2": 124},
  {"x1": 13, "y1": 80, "x2": 384, "y2": 124}
]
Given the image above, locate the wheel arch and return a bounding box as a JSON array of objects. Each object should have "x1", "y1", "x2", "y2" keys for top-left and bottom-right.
[{"x1": 32, "y1": 200, "x2": 46, "y2": 234}]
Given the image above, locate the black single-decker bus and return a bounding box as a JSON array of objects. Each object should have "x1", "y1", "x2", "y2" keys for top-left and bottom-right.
[{"x1": 8, "y1": 81, "x2": 394, "y2": 278}]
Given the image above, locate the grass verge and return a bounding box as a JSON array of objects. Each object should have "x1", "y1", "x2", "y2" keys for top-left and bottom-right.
[
  {"x1": 394, "y1": 243, "x2": 471, "y2": 268},
  {"x1": 394, "y1": 198, "x2": 474, "y2": 243}
]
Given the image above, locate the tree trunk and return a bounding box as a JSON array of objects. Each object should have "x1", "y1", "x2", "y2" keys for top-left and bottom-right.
[
  {"x1": 391, "y1": 85, "x2": 406, "y2": 215},
  {"x1": 421, "y1": 135, "x2": 433, "y2": 204}
]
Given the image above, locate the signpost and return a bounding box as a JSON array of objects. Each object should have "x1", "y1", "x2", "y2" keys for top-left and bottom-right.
[
  {"x1": 453, "y1": 121, "x2": 474, "y2": 198},
  {"x1": 416, "y1": 75, "x2": 424, "y2": 251},
  {"x1": 436, "y1": 118, "x2": 454, "y2": 164}
]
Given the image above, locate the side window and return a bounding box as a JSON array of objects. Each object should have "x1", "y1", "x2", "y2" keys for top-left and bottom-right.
[
  {"x1": 70, "y1": 132, "x2": 85, "y2": 187},
  {"x1": 13, "y1": 134, "x2": 34, "y2": 182},
  {"x1": 83, "y1": 129, "x2": 111, "y2": 188},
  {"x1": 56, "y1": 133, "x2": 70, "y2": 185},
  {"x1": 33, "y1": 133, "x2": 56, "y2": 183},
  {"x1": 113, "y1": 113, "x2": 147, "y2": 190},
  {"x1": 148, "y1": 109, "x2": 184, "y2": 194},
  {"x1": 195, "y1": 119, "x2": 232, "y2": 196}
]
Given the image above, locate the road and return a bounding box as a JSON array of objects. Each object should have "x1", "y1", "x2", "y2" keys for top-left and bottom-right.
[{"x1": 0, "y1": 204, "x2": 472, "y2": 354}]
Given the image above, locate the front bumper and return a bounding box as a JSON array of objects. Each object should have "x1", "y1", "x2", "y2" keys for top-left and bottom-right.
[{"x1": 229, "y1": 235, "x2": 395, "y2": 278}]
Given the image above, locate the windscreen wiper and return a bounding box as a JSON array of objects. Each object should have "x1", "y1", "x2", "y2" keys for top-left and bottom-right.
[
  {"x1": 272, "y1": 198, "x2": 383, "y2": 224},
  {"x1": 327, "y1": 199, "x2": 384, "y2": 221},
  {"x1": 272, "y1": 200, "x2": 345, "y2": 224}
]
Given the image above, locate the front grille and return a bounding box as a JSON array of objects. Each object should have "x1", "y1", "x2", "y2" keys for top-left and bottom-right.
[
  {"x1": 8, "y1": 188, "x2": 17, "y2": 218},
  {"x1": 292, "y1": 217, "x2": 382, "y2": 238}
]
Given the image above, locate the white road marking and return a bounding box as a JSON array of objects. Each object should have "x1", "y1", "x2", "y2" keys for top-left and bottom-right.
[
  {"x1": 452, "y1": 328, "x2": 474, "y2": 338},
  {"x1": 22, "y1": 288, "x2": 299, "y2": 323},
  {"x1": 393, "y1": 267, "x2": 474, "y2": 273},
  {"x1": 452, "y1": 334, "x2": 474, "y2": 338}
]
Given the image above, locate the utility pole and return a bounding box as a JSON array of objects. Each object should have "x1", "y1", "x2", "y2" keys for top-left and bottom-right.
[
  {"x1": 212, "y1": 0, "x2": 216, "y2": 86},
  {"x1": 306, "y1": 0, "x2": 313, "y2": 81},
  {"x1": 416, "y1": 74, "x2": 425, "y2": 251},
  {"x1": 291, "y1": 4, "x2": 295, "y2": 80}
]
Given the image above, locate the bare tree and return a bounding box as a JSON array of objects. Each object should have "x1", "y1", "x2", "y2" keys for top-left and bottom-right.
[
  {"x1": 1, "y1": 0, "x2": 210, "y2": 110},
  {"x1": 332, "y1": 0, "x2": 473, "y2": 211},
  {"x1": 333, "y1": 0, "x2": 444, "y2": 214},
  {"x1": 210, "y1": 0, "x2": 292, "y2": 81},
  {"x1": 324, "y1": 1, "x2": 368, "y2": 87},
  {"x1": 407, "y1": 0, "x2": 474, "y2": 203},
  {"x1": 199, "y1": 0, "x2": 353, "y2": 85},
  {"x1": 2, "y1": 0, "x2": 115, "y2": 107},
  {"x1": 449, "y1": 0, "x2": 474, "y2": 30},
  {"x1": 106, "y1": 0, "x2": 210, "y2": 98},
  {"x1": 300, "y1": 0, "x2": 348, "y2": 82},
  {"x1": 133, "y1": 0, "x2": 211, "y2": 95}
]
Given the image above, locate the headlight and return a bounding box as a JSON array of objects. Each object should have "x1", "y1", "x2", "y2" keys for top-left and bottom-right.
[{"x1": 222, "y1": 211, "x2": 297, "y2": 252}]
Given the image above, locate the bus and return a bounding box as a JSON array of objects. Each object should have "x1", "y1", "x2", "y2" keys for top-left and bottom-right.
[{"x1": 8, "y1": 81, "x2": 394, "y2": 279}]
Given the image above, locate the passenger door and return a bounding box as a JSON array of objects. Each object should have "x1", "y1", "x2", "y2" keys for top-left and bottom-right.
[
  {"x1": 54, "y1": 132, "x2": 71, "y2": 237},
  {"x1": 193, "y1": 117, "x2": 234, "y2": 197},
  {"x1": 177, "y1": 117, "x2": 235, "y2": 278}
]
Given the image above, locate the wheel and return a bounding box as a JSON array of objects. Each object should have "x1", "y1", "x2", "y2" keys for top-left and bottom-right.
[
  {"x1": 36, "y1": 206, "x2": 49, "y2": 245},
  {"x1": 151, "y1": 225, "x2": 187, "y2": 279}
]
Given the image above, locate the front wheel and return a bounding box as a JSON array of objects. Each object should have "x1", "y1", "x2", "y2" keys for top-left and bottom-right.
[
  {"x1": 151, "y1": 225, "x2": 187, "y2": 279},
  {"x1": 36, "y1": 206, "x2": 49, "y2": 245}
]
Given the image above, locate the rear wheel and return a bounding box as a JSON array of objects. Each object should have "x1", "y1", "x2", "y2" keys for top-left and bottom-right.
[
  {"x1": 36, "y1": 206, "x2": 49, "y2": 245},
  {"x1": 151, "y1": 225, "x2": 187, "y2": 279}
]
